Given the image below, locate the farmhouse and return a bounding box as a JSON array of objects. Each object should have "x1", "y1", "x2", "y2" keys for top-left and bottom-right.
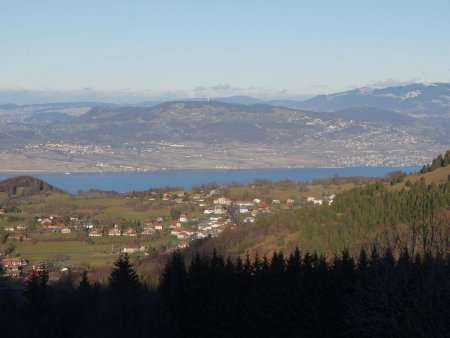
[
  {"x1": 82, "y1": 222, "x2": 94, "y2": 229},
  {"x1": 213, "y1": 197, "x2": 232, "y2": 206},
  {"x1": 141, "y1": 227, "x2": 156, "y2": 236},
  {"x1": 108, "y1": 225, "x2": 122, "y2": 236},
  {"x1": 88, "y1": 229, "x2": 102, "y2": 237},
  {"x1": 123, "y1": 228, "x2": 137, "y2": 237},
  {"x1": 122, "y1": 245, "x2": 146, "y2": 254},
  {"x1": 170, "y1": 222, "x2": 182, "y2": 229},
  {"x1": 179, "y1": 214, "x2": 188, "y2": 222}
]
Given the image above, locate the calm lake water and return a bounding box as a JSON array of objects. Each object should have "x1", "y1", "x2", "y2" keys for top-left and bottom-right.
[{"x1": 0, "y1": 166, "x2": 420, "y2": 194}]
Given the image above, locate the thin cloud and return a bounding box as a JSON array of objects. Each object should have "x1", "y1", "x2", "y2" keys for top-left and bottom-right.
[
  {"x1": 190, "y1": 84, "x2": 293, "y2": 99},
  {"x1": 370, "y1": 78, "x2": 420, "y2": 88},
  {"x1": 0, "y1": 85, "x2": 302, "y2": 105}
]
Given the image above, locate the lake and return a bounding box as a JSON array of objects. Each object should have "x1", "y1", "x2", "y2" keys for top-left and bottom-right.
[{"x1": 0, "y1": 166, "x2": 420, "y2": 194}]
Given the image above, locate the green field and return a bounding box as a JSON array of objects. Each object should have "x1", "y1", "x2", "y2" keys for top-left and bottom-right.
[
  {"x1": 16, "y1": 240, "x2": 118, "y2": 267},
  {"x1": 10, "y1": 225, "x2": 181, "y2": 267}
]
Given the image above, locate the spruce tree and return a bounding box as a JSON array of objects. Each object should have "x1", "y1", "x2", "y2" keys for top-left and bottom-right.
[
  {"x1": 109, "y1": 254, "x2": 139, "y2": 291},
  {"x1": 444, "y1": 150, "x2": 450, "y2": 167}
]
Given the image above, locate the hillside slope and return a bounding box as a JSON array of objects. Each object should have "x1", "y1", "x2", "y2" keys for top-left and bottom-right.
[
  {"x1": 0, "y1": 176, "x2": 67, "y2": 196},
  {"x1": 186, "y1": 154, "x2": 450, "y2": 258}
]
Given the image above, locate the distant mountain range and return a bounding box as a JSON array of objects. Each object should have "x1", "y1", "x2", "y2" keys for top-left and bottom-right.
[
  {"x1": 1, "y1": 82, "x2": 449, "y2": 117},
  {"x1": 1, "y1": 82, "x2": 450, "y2": 170},
  {"x1": 210, "y1": 83, "x2": 450, "y2": 116},
  {"x1": 295, "y1": 83, "x2": 450, "y2": 115}
]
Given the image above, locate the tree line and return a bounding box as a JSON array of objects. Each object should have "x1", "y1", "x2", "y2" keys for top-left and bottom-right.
[
  {"x1": 421, "y1": 150, "x2": 450, "y2": 173},
  {"x1": 1, "y1": 247, "x2": 449, "y2": 337}
]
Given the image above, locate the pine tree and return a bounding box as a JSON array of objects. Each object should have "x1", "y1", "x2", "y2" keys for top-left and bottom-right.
[
  {"x1": 158, "y1": 250, "x2": 188, "y2": 336},
  {"x1": 109, "y1": 254, "x2": 140, "y2": 291},
  {"x1": 431, "y1": 154, "x2": 444, "y2": 171},
  {"x1": 443, "y1": 150, "x2": 450, "y2": 167}
]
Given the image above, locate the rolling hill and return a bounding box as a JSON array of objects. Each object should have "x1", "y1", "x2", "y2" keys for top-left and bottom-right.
[
  {"x1": 332, "y1": 107, "x2": 415, "y2": 124},
  {"x1": 0, "y1": 176, "x2": 67, "y2": 196}
]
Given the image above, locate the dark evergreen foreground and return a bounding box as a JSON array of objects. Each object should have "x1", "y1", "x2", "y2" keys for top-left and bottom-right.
[{"x1": 1, "y1": 248, "x2": 449, "y2": 338}]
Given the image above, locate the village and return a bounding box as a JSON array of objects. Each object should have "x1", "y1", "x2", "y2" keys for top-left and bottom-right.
[{"x1": 0, "y1": 186, "x2": 336, "y2": 280}]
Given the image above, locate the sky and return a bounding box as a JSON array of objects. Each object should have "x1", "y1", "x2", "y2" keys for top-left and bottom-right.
[{"x1": 1, "y1": 0, "x2": 449, "y2": 103}]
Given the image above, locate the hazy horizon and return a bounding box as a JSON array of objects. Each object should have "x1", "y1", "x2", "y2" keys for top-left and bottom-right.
[{"x1": 1, "y1": 1, "x2": 449, "y2": 104}]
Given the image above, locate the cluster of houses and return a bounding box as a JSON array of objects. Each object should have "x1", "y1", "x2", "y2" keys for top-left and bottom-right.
[
  {"x1": 0, "y1": 258, "x2": 75, "y2": 281},
  {"x1": 87, "y1": 224, "x2": 157, "y2": 238},
  {"x1": 0, "y1": 188, "x2": 339, "y2": 276},
  {"x1": 2, "y1": 191, "x2": 336, "y2": 244},
  {"x1": 0, "y1": 257, "x2": 28, "y2": 277}
]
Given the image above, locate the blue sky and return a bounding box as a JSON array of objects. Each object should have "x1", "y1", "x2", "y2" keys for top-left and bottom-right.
[{"x1": 1, "y1": 0, "x2": 449, "y2": 103}]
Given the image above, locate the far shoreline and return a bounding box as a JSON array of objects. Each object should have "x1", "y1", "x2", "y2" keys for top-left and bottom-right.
[{"x1": 0, "y1": 164, "x2": 422, "y2": 175}]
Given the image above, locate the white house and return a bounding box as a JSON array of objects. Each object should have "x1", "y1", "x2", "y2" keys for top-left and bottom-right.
[
  {"x1": 239, "y1": 206, "x2": 249, "y2": 214},
  {"x1": 213, "y1": 197, "x2": 232, "y2": 206},
  {"x1": 122, "y1": 245, "x2": 146, "y2": 254},
  {"x1": 214, "y1": 205, "x2": 226, "y2": 214},
  {"x1": 307, "y1": 196, "x2": 323, "y2": 205},
  {"x1": 179, "y1": 214, "x2": 188, "y2": 223},
  {"x1": 236, "y1": 201, "x2": 254, "y2": 207}
]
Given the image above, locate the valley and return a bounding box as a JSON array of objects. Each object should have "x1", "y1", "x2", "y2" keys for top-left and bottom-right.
[{"x1": 2, "y1": 85, "x2": 450, "y2": 172}]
